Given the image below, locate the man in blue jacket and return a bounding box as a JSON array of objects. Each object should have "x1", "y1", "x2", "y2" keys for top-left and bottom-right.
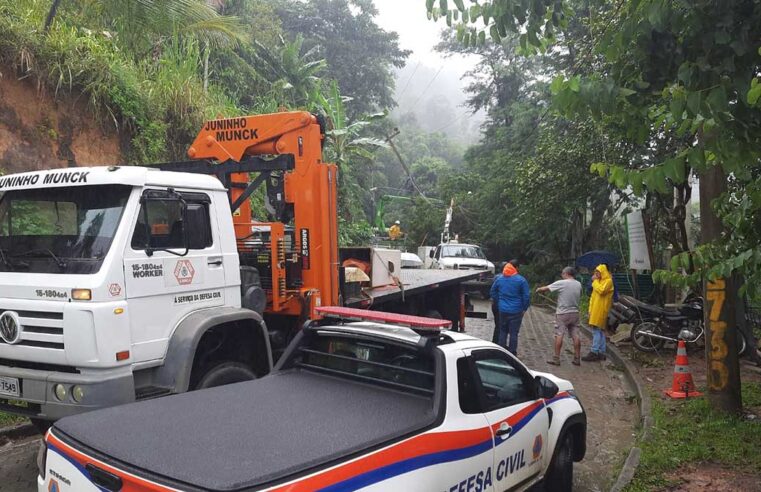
[{"x1": 490, "y1": 260, "x2": 530, "y2": 356}]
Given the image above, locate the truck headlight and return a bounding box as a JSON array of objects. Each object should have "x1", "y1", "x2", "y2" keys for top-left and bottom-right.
[
  {"x1": 72, "y1": 385, "x2": 85, "y2": 403},
  {"x1": 53, "y1": 384, "x2": 67, "y2": 401},
  {"x1": 36, "y1": 440, "x2": 47, "y2": 479},
  {"x1": 71, "y1": 288, "x2": 92, "y2": 301}
]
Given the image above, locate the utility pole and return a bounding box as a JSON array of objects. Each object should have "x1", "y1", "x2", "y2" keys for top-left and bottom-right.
[
  {"x1": 385, "y1": 128, "x2": 428, "y2": 201},
  {"x1": 700, "y1": 165, "x2": 742, "y2": 414}
]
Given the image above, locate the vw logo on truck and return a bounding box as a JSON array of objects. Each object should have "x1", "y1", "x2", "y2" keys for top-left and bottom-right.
[{"x1": 0, "y1": 311, "x2": 22, "y2": 344}]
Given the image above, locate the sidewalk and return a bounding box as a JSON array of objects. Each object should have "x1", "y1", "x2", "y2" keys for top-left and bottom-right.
[{"x1": 466, "y1": 303, "x2": 638, "y2": 492}]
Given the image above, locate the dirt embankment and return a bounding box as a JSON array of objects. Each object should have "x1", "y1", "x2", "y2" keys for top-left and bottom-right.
[{"x1": 0, "y1": 66, "x2": 123, "y2": 173}]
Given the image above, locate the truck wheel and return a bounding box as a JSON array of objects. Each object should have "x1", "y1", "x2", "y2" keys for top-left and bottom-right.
[
  {"x1": 194, "y1": 362, "x2": 256, "y2": 390},
  {"x1": 544, "y1": 433, "x2": 573, "y2": 492}
]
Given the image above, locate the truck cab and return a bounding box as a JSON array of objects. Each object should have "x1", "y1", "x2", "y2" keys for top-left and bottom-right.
[
  {"x1": 0, "y1": 166, "x2": 270, "y2": 423},
  {"x1": 428, "y1": 242, "x2": 494, "y2": 272}
]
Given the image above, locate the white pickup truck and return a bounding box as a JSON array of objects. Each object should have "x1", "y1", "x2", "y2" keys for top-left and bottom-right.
[
  {"x1": 423, "y1": 242, "x2": 496, "y2": 297},
  {"x1": 38, "y1": 308, "x2": 586, "y2": 492}
]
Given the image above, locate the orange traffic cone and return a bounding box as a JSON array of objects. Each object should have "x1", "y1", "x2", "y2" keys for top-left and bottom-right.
[{"x1": 664, "y1": 340, "x2": 702, "y2": 399}]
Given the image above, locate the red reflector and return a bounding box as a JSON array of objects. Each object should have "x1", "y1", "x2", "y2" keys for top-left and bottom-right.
[
  {"x1": 116, "y1": 351, "x2": 130, "y2": 361},
  {"x1": 315, "y1": 307, "x2": 451, "y2": 330}
]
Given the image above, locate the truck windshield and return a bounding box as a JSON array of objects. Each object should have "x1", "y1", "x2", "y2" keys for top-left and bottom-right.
[
  {"x1": 294, "y1": 333, "x2": 435, "y2": 396},
  {"x1": 442, "y1": 245, "x2": 485, "y2": 259},
  {"x1": 0, "y1": 184, "x2": 131, "y2": 274}
]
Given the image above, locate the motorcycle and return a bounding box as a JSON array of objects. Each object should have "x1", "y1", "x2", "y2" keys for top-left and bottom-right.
[{"x1": 608, "y1": 294, "x2": 748, "y2": 355}]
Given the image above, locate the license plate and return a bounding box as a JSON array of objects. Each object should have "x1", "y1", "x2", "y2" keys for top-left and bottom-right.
[{"x1": 0, "y1": 376, "x2": 20, "y2": 397}]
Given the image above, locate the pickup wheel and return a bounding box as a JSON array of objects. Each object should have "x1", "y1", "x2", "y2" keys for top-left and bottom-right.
[
  {"x1": 194, "y1": 362, "x2": 256, "y2": 390},
  {"x1": 544, "y1": 432, "x2": 573, "y2": 492}
]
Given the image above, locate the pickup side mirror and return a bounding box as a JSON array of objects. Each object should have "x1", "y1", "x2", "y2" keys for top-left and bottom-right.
[{"x1": 535, "y1": 375, "x2": 559, "y2": 400}]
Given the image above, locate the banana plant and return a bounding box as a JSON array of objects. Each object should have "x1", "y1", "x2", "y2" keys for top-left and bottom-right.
[
  {"x1": 252, "y1": 34, "x2": 326, "y2": 108},
  {"x1": 310, "y1": 81, "x2": 387, "y2": 166}
]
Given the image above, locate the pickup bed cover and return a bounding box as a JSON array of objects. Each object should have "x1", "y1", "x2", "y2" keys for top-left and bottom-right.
[{"x1": 53, "y1": 370, "x2": 436, "y2": 491}]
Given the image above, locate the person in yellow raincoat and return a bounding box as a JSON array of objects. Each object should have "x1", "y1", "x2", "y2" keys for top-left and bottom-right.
[{"x1": 582, "y1": 264, "x2": 614, "y2": 361}]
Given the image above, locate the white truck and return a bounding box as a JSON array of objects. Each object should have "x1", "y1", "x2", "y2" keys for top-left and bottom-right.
[
  {"x1": 38, "y1": 307, "x2": 586, "y2": 492},
  {"x1": 0, "y1": 166, "x2": 271, "y2": 426},
  {"x1": 422, "y1": 242, "x2": 496, "y2": 297},
  {"x1": 0, "y1": 111, "x2": 487, "y2": 428}
]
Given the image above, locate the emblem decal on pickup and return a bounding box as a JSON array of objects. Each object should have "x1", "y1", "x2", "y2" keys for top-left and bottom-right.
[{"x1": 532, "y1": 434, "x2": 543, "y2": 461}]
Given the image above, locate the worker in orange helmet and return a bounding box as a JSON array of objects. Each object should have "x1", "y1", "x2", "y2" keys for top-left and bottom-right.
[
  {"x1": 388, "y1": 220, "x2": 402, "y2": 240},
  {"x1": 582, "y1": 264, "x2": 614, "y2": 361},
  {"x1": 490, "y1": 259, "x2": 530, "y2": 356}
]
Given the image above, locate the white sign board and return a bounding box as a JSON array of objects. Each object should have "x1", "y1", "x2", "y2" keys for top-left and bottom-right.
[{"x1": 627, "y1": 211, "x2": 651, "y2": 271}]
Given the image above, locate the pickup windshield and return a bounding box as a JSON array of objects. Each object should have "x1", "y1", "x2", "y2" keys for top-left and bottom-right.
[
  {"x1": 0, "y1": 184, "x2": 131, "y2": 274},
  {"x1": 441, "y1": 245, "x2": 486, "y2": 259},
  {"x1": 294, "y1": 332, "x2": 435, "y2": 395}
]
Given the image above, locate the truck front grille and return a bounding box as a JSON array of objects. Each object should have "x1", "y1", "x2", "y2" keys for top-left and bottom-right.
[
  {"x1": 0, "y1": 358, "x2": 78, "y2": 373},
  {"x1": 0, "y1": 307, "x2": 65, "y2": 350}
]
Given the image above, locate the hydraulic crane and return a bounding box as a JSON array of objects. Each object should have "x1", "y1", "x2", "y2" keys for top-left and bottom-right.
[{"x1": 158, "y1": 111, "x2": 338, "y2": 331}]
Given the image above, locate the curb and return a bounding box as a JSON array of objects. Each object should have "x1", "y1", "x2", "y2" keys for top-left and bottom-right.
[
  {"x1": 0, "y1": 421, "x2": 38, "y2": 442},
  {"x1": 577, "y1": 323, "x2": 652, "y2": 492}
]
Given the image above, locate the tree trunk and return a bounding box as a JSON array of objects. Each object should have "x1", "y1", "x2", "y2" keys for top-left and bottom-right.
[
  {"x1": 203, "y1": 42, "x2": 210, "y2": 94},
  {"x1": 700, "y1": 166, "x2": 742, "y2": 414},
  {"x1": 44, "y1": 0, "x2": 64, "y2": 31}
]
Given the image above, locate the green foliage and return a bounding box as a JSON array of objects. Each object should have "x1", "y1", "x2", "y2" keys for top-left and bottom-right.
[
  {"x1": 338, "y1": 217, "x2": 374, "y2": 247},
  {"x1": 625, "y1": 382, "x2": 761, "y2": 491},
  {"x1": 275, "y1": 0, "x2": 409, "y2": 117},
  {"x1": 0, "y1": 410, "x2": 24, "y2": 427},
  {"x1": 0, "y1": 0, "x2": 408, "y2": 248},
  {"x1": 0, "y1": 0, "x2": 242, "y2": 162},
  {"x1": 426, "y1": 0, "x2": 569, "y2": 53},
  {"x1": 49, "y1": 0, "x2": 247, "y2": 52},
  {"x1": 251, "y1": 33, "x2": 327, "y2": 108},
  {"x1": 431, "y1": 0, "x2": 761, "y2": 296},
  {"x1": 310, "y1": 81, "x2": 388, "y2": 167}
]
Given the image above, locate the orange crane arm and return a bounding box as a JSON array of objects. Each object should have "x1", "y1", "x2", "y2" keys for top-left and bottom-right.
[{"x1": 163, "y1": 111, "x2": 338, "y2": 320}]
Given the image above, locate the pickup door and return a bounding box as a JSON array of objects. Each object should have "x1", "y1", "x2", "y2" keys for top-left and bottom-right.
[{"x1": 459, "y1": 348, "x2": 549, "y2": 490}]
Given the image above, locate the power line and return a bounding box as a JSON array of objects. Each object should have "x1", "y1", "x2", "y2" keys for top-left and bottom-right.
[
  {"x1": 385, "y1": 128, "x2": 430, "y2": 202},
  {"x1": 397, "y1": 60, "x2": 421, "y2": 100},
  {"x1": 407, "y1": 64, "x2": 445, "y2": 111},
  {"x1": 430, "y1": 110, "x2": 470, "y2": 133}
]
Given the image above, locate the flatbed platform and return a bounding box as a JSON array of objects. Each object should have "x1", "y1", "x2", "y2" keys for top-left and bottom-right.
[{"x1": 344, "y1": 268, "x2": 483, "y2": 307}]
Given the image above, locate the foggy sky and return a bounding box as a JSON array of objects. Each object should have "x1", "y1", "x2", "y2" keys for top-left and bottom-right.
[{"x1": 374, "y1": 0, "x2": 484, "y2": 144}]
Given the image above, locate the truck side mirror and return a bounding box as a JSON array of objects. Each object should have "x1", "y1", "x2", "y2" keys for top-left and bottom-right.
[
  {"x1": 429, "y1": 249, "x2": 435, "y2": 258},
  {"x1": 535, "y1": 375, "x2": 559, "y2": 399}
]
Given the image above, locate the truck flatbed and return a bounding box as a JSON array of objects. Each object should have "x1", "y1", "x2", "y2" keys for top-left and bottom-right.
[{"x1": 345, "y1": 268, "x2": 483, "y2": 307}]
